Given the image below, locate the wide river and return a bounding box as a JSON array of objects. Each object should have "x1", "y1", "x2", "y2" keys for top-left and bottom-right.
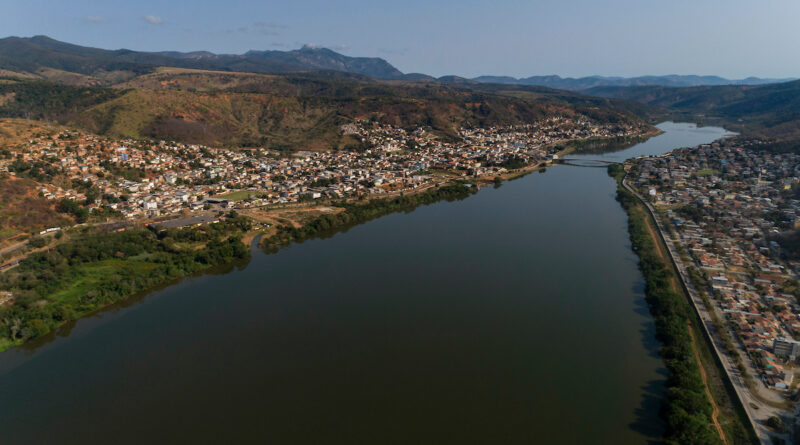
[{"x1": 0, "y1": 122, "x2": 728, "y2": 444}]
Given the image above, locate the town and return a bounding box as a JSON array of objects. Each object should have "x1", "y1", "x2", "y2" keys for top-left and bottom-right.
[
  {"x1": 0, "y1": 116, "x2": 648, "y2": 222},
  {"x1": 628, "y1": 140, "x2": 800, "y2": 425}
]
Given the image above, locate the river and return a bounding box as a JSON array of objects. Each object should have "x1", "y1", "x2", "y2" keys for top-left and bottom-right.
[{"x1": 0, "y1": 122, "x2": 729, "y2": 444}]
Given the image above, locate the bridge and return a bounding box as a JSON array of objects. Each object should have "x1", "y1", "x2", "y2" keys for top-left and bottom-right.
[{"x1": 557, "y1": 157, "x2": 623, "y2": 167}]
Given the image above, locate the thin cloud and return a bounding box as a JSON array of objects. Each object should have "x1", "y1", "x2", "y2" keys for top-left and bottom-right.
[
  {"x1": 228, "y1": 21, "x2": 285, "y2": 36},
  {"x1": 144, "y1": 15, "x2": 164, "y2": 25},
  {"x1": 84, "y1": 16, "x2": 106, "y2": 24},
  {"x1": 253, "y1": 21, "x2": 283, "y2": 36}
]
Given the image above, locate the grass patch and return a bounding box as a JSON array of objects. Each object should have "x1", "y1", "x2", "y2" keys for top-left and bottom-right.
[
  {"x1": 689, "y1": 309, "x2": 758, "y2": 444},
  {"x1": 215, "y1": 190, "x2": 253, "y2": 201},
  {"x1": 49, "y1": 259, "x2": 159, "y2": 305},
  {"x1": 127, "y1": 252, "x2": 155, "y2": 261}
]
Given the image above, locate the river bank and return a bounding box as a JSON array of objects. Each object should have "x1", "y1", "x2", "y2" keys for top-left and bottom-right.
[
  {"x1": 609, "y1": 164, "x2": 758, "y2": 444},
  {"x1": 0, "y1": 214, "x2": 252, "y2": 353}
]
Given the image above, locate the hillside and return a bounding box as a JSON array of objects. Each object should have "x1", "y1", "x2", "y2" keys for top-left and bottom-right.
[
  {"x1": 0, "y1": 69, "x2": 653, "y2": 149},
  {"x1": 0, "y1": 175, "x2": 72, "y2": 238},
  {"x1": 0, "y1": 36, "x2": 660, "y2": 150},
  {"x1": 0, "y1": 78, "x2": 124, "y2": 120},
  {"x1": 0, "y1": 119, "x2": 74, "y2": 236},
  {"x1": 585, "y1": 80, "x2": 800, "y2": 145},
  {"x1": 468, "y1": 83, "x2": 661, "y2": 123}
]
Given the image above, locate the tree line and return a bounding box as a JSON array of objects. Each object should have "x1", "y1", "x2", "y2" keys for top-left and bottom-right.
[
  {"x1": 265, "y1": 182, "x2": 477, "y2": 249},
  {"x1": 609, "y1": 164, "x2": 753, "y2": 444}
]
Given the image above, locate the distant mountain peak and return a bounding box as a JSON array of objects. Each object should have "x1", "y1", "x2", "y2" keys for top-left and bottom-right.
[
  {"x1": 0, "y1": 35, "x2": 407, "y2": 81},
  {"x1": 246, "y1": 44, "x2": 403, "y2": 79}
]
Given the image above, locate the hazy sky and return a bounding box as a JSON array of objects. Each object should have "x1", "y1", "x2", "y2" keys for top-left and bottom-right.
[{"x1": 3, "y1": 0, "x2": 798, "y2": 79}]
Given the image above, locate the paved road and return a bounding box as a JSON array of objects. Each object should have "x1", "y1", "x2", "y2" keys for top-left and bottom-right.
[{"x1": 622, "y1": 177, "x2": 782, "y2": 444}]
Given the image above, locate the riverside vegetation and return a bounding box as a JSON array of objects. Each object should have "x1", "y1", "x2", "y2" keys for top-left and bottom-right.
[
  {"x1": 265, "y1": 182, "x2": 477, "y2": 249},
  {"x1": 0, "y1": 213, "x2": 251, "y2": 351},
  {"x1": 608, "y1": 164, "x2": 756, "y2": 444}
]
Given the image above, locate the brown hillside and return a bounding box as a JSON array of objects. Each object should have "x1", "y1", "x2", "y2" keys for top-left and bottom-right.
[
  {"x1": 71, "y1": 70, "x2": 648, "y2": 149},
  {"x1": 0, "y1": 174, "x2": 72, "y2": 235}
]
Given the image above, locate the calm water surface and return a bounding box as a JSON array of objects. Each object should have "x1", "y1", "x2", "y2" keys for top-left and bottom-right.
[{"x1": 0, "y1": 122, "x2": 727, "y2": 444}]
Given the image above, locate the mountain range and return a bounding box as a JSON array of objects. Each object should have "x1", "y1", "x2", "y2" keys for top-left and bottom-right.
[
  {"x1": 0, "y1": 36, "x2": 791, "y2": 90},
  {"x1": 0, "y1": 35, "x2": 425, "y2": 85},
  {"x1": 470, "y1": 74, "x2": 796, "y2": 91}
]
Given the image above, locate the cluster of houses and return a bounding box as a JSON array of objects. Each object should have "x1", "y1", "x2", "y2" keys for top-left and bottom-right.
[
  {"x1": 0, "y1": 116, "x2": 648, "y2": 222},
  {"x1": 632, "y1": 140, "x2": 800, "y2": 390}
]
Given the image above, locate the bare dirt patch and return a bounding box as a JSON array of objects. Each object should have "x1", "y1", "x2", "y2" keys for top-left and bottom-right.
[{"x1": 244, "y1": 205, "x2": 344, "y2": 230}]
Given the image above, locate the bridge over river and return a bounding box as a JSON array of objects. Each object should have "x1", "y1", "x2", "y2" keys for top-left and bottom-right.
[{"x1": 558, "y1": 157, "x2": 623, "y2": 167}]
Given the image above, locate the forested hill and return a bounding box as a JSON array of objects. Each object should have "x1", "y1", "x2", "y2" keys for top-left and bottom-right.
[{"x1": 584, "y1": 80, "x2": 800, "y2": 149}]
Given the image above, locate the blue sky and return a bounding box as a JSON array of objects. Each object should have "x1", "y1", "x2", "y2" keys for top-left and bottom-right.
[{"x1": 3, "y1": 0, "x2": 798, "y2": 79}]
